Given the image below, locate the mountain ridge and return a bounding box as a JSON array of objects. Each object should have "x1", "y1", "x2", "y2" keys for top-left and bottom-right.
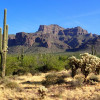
[{"x1": 8, "y1": 24, "x2": 99, "y2": 54}]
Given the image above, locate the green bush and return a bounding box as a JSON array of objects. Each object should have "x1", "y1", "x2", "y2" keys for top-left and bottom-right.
[
  {"x1": 0, "y1": 54, "x2": 69, "y2": 76},
  {"x1": 6, "y1": 55, "x2": 20, "y2": 75},
  {"x1": 36, "y1": 54, "x2": 67, "y2": 72},
  {"x1": 5, "y1": 55, "x2": 38, "y2": 75}
]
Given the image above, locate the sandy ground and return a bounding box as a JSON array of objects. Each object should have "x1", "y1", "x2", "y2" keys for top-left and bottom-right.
[{"x1": 0, "y1": 71, "x2": 100, "y2": 100}]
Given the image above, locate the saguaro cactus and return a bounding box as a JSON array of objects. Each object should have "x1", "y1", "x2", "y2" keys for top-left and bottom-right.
[
  {"x1": 91, "y1": 45, "x2": 97, "y2": 55},
  {"x1": 0, "y1": 9, "x2": 8, "y2": 77}
]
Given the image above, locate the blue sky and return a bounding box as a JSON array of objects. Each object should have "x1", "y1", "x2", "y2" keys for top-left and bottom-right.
[{"x1": 0, "y1": 0, "x2": 100, "y2": 34}]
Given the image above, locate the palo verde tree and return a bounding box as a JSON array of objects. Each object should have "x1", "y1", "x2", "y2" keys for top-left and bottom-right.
[{"x1": 0, "y1": 9, "x2": 8, "y2": 77}]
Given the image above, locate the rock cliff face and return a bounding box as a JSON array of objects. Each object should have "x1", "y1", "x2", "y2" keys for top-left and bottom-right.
[
  {"x1": 8, "y1": 35, "x2": 16, "y2": 46},
  {"x1": 15, "y1": 32, "x2": 35, "y2": 46},
  {"x1": 8, "y1": 24, "x2": 99, "y2": 53},
  {"x1": 38, "y1": 24, "x2": 64, "y2": 34},
  {"x1": 58, "y1": 26, "x2": 88, "y2": 36}
]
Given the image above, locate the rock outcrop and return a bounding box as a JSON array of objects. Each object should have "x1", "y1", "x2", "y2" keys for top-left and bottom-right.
[
  {"x1": 58, "y1": 26, "x2": 88, "y2": 36},
  {"x1": 8, "y1": 24, "x2": 99, "y2": 53},
  {"x1": 15, "y1": 32, "x2": 36, "y2": 46},
  {"x1": 38, "y1": 24, "x2": 64, "y2": 34}
]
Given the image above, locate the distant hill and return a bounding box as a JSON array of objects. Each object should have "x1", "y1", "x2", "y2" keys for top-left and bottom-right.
[{"x1": 8, "y1": 24, "x2": 99, "y2": 54}]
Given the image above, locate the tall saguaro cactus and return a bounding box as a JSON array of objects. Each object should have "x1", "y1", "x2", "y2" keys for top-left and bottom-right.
[{"x1": 0, "y1": 9, "x2": 8, "y2": 77}]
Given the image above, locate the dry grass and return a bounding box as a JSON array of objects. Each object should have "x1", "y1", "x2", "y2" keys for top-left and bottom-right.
[{"x1": 0, "y1": 70, "x2": 100, "y2": 100}]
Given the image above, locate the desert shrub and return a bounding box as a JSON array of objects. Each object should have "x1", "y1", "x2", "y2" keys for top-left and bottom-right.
[
  {"x1": 59, "y1": 56, "x2": 70, "y2": 70},
  {"x1": 0, "y1": 78, "x2": 21, "y2": 90},
  {"x1": 69, "y1": 53, "x2": 100, "y2": 77},
  {"x1": 0, "y1": 54, "x2": 69, "y2": 76},
  {"x1": 26, "y1": 73, "x2": 32, "y2": 76},
  {"x1": 97, "y1": 75, "x2": 100, "y2": 82},
  {"x1": 70, "y1": 79, "x2": 78, "y2": 87},
  {"x1": 66, "y1": 69, "x2": 72, "y2": 77},
  {"x1": 13, "y1": 67, "x2": 30, "y2": 75},
  {"x1": 58, "y1": 70, "x2": 72, "y2": 78},
  {"x1": 5, "y1": 55, "x2": 38, "y2": 75},
  {"x1": 6, "y1": 59, "x2": 29, "y2": 75},
  {"x1": 5, "y1": 81, "x2": 20, "y2": 89},
  {"x1": 36, "y1": 54, "x2": 67, "y2": 72},
  {"x1": 0, "y1": 78, "x2": 10, "y2": 85},
  {"x1": 6, "y1": 55, "x2": 20, "y2": 75},
  {"x1": 6, "y1": 55, "x2": 31, "y2": 75},
  {"x1": 74, "y1": 74, "x2": 85, "y2": 85},
  {"x1": 70, "y1": 74, "x2": 85, "y2": 87},
  {"x1": 86, "y1": 73, "x2": 99, "y2": 85},
  {"x1": 42, "y1": 73, "x2": 65, "y2": 87},
  {"x1": 59, "y1": 56, "x2": 68, "y2": 61},
  {"x1": 42, "y1": 73, "x2": 58, "y2": 86},
  {"x1": 21, "y1": 55, "x2": 38, "y2": 75}
]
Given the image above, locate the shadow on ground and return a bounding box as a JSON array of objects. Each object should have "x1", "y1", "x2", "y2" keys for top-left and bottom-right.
[{"x1": 21, "y1": 81, "x2": 42, "y2": 85}]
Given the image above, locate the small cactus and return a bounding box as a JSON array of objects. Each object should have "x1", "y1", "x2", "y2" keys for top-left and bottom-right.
[
  {"x1": 91, "y1": 45, "x2": 96, "y2": 55},
  {"x1": 38, "y1": 86, "x2": 48, "y2": 99},
  {"x1": 17, "y1": 48, "x2": 24, "y2": 67}
]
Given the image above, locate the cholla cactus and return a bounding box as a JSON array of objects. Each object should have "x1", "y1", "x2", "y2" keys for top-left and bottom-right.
[
  {"x1": 38, "y1": 86, "x2": 48, "y2": 99},
  {"x1": 69, "y1": 53, "x2": 100, "y2": 77},
  {"x1": 69, "y1": 56, "x2": 80, "y2": 77}
]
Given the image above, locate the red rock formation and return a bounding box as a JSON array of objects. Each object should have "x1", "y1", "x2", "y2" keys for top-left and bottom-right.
[
  {"x1": 38, "y1": 24, "x2": 64, "y2": 34},
  {"x1": 8, "y1": 25, "x2": 98, "y2": 53},
  {"x1": 59, "y1": 26, "x2": 88, "y2": 36},
  {"x1": 15, "y1": 32, "x2": 35, "y2": 46}
]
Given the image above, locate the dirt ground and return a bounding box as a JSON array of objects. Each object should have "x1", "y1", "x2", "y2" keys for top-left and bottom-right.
[{"x1": 0, "y1": 71, "x2": 100, "y2": 100}]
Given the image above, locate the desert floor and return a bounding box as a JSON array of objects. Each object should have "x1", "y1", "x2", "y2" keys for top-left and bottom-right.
[{"x1": 0, "y1": 71, "x2": 100, "y2": 100}]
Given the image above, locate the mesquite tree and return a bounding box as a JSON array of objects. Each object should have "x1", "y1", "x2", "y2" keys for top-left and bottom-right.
[{"x1": 0, "y1": 9, "x2": 8, "y2": 77}]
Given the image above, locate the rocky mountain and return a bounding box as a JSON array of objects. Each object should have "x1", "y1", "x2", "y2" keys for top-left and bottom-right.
[
  {"x1": 8, "y1": 24, "x2": 99, "y2": 54},
  {"x1": 38, "y1": 24, "x2": 64, "y2": 34}
]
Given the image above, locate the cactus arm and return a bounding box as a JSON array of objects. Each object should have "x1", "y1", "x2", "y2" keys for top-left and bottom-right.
[
  {"x1": 0, "y1": 28, "x2": 2, "y2": 53},
  {"x1": 3, "y1": 9, "x2": 7, "y2": 52}
]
